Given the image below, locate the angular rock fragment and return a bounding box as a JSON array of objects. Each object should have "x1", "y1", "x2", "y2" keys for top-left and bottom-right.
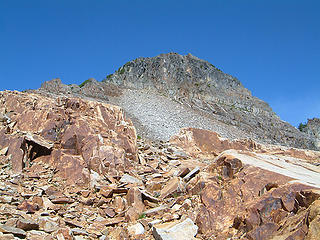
[
  {"x1": 0, "y1": 147, "x2": 8, "y2": 156},
  {"x1": 17, "y1": 200, "x2": 39, "y2": 213},
  {"x1": 183, "y1": 167, "x2": 200, "y2": 182},
  {"x1": 0, "y1": 90, "x2": 137, "y2": 185},
  {"x1": 120, "y1": 174, "x2": 143, "y2": 186},
  {"x1": 127, "y1": 222, "x2": 145, "y2": 236},
  {"x1": 160, "y1": 177, "x2": 185, "y2": 199},
  {"x1": 152, "y1": 218, "x2": 198, "y2": 240},
  {"x1": 177, "y1": 167, "x2": 190, "y2": 178},
  {"x1": 51, "y1": 197, "x2": 74, "y2": 204},
  {"x1": 143, "y1": 205, "x2": 169, "y2": 217},
  {"x1": 0, "y1": 233, "x2": 15, "y2": 240},
  {"x1": 16, "y1": 218, "x2": 39, "y2": 231},
  {"x1": 126, "y1": 187, "x2": 145, "y2": 214},
  {"x1": 0, "y1": 225, "x2": 26, "y2": 238},
  {"x1": 39, "y1": 217, "x2": 59, "y2": 233}
]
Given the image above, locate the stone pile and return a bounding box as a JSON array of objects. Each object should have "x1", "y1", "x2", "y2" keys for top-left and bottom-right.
[{"x1": 0, "y1": 91, "x2": 320, "y2": 239}]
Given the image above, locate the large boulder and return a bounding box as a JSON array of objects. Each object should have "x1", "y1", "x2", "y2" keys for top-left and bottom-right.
[
  {"x1": 0, "y1": 90, "x2": 137, "y2": 186},
  {"x1": 170, "y1": 128, "x2": 320, "y2": 238}
]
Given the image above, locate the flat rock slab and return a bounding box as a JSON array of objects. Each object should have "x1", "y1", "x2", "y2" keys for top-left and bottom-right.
[
  {"x1": 16, "y1": 218, "x2": 39, "y2": 231},
  {"x1": 120, "y1": 174, "x2": 143, "y2": 186},
  {"x1": 222, "y1": 150, "x2": 320, "y2": 188},
  {"x1": 183, "y1": 167, "x2": 200, "y2": 182},
  {"x1": 0, "y1": 225, "x2": 26, "y2": 238},
  {"x1": 144, "y1": 205, "x2": 169, "y2": 217},
  {"x1": 152, "y1": 218, "x2": 198, "y2": 240}
]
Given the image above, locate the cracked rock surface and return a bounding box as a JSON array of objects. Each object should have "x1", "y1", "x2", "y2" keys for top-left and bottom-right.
[{"x1": 0, "y1": 90, "x2": 320, "y2": 239}]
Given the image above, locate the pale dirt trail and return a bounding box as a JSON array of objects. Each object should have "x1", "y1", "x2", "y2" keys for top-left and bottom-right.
[{"x1": 108, "y1": 89, "x2": 248, "y2": 141}]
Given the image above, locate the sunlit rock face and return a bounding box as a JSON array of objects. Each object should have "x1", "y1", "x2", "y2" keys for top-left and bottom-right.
[
  {"x1": 170, "y1": 128, "x2": 320, "y2": 239},
  {"x1": 0, "y1": 90, "x2": 137, "y2": 186}
]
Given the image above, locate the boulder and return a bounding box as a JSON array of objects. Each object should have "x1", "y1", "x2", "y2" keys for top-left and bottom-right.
[
  {"x1": 0, "y1": 91, "x2": 137, "y2": 185},
  {"x1": 152, "y1": 218, "x2": 198, "y2": 240},
  {"x1": 16, "y1": 218, "x2": 39, "y2": 231},
  {"x1": 0, "y1": 225, "x2": 26, "y2": 238}
]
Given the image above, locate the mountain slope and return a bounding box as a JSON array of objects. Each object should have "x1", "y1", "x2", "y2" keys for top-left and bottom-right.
[
  {"x1": 102, "y1": 53, "x2": 317, "y2": 150},
  {"x1": 34, "y1": 53, "x2": 317, "y2": 150}
]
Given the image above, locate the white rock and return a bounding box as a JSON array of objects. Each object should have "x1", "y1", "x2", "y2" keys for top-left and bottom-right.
[
  {"x1": 148, "y1": 219, "x2": 162, "y2": 227},
  {"x1": 171, "y1": 204, "x2": 182, "y2": 211},
  {"x1": 120, "y1": 174, "x2": 143, "y2": 185},
  {"x1": 0, "y1": 147, "x2": 8, "y2": 156},
  {"x1": 152, "y1": 218, "x2": 198, "y2": 240},
  {"x1": 0, "y1": 196, "x2": 12, "y2": 203},
  {"x1": 39, "y1": 216, "x2": 59, "y2": 233},
  {"x1": 127, "y1": 223, "x2": 145, "y2": 235}
]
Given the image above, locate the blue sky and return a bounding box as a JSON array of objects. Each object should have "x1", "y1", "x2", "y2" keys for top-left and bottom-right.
[{"x1": 0, "y1": 0, "x2": 319, "y2": 127}]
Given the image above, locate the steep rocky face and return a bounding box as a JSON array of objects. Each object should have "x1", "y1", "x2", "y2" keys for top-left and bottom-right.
[
  {"x1": 303, "y1": 118, "x2": 320, "y2": 148},
  {"x1": 102, "y1": 53, "x2": 317, "y2": 150},
  {"x1": 103, "y1": 53, "x2": 262, "y2": 114}
]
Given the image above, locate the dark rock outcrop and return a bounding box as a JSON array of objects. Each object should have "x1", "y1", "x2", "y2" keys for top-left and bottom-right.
[{"x1": 301, "y1": 118, "x2": 320, "y2": 149}]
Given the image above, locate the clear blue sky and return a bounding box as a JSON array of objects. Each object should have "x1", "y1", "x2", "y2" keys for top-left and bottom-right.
[{"x1": 1, "y1": 0, "x2": 319, "y2": 127}]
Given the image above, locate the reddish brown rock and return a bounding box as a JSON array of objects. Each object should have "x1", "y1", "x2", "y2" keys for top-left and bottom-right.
[
  {"x1": 306, "y1": 215, "x2": 320, "y2": 240},
  {"x1": 114, "y1": 196, "x2": 125, "y2": 213},
  {"x1": 16, "y1": 218, "x2": 39, "y2": 231},
  {"x1": 170, "y1": 128, "x2": 260, "y2": 158},
  {"x1": 196, "y1": 156, "x2": 320, "y2": 238},
  {"x1": 7, "y1": 137, "x2": 25, "y2": 173},
  {"x1": 104, "y1": 208, "x2": 116, "y2": 218},
  {"x1": 0, "y1": 91, "x2": 137, "y2": 185},
  {"x1": 160, "y1": 177, "x2": 185, "y2": 199},
  {"x1": 17, "y1": 201, "x2": 39, "y2": 214},
  {"x1": 55, "y1": 228, "x2": 73, "y2": 240},
  {"x1": 51, "y1": 197, "x2": 74, "y2": 204},
  {"x1": 100, "y1": 187, "x2": 113, "y2": 198},
  {"x1": 246, "y1": 222, "x2": 279, "y2": 240},
  {"x1": 127, "y1": 187, "x2": 145, "y2": 214},
  {"x1": 170, "y1": 127, "x2": 320, "y2": 163}
]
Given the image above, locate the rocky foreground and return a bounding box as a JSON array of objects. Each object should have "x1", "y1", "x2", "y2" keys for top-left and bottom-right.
[{"x1": 0, "y1": 91, "x2": 320, "y2": 239}]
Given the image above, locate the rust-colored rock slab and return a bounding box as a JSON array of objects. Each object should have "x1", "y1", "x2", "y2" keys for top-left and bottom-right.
[{"x1": 0, "y1": 90, "x2": 137, "y2": 185}]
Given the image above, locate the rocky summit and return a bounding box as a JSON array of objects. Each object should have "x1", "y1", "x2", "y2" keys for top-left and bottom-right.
[
  {"x1": 1, "y1": 53, "x2": 320, "y2": 239},
  {"x1": 36, "y1": 53, "x2": 317, "y2": 150}
]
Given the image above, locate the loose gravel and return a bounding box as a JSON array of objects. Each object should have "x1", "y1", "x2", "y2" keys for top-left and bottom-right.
[{"x1": 109, "y1": 89, "x2": 249, "y2": 141}]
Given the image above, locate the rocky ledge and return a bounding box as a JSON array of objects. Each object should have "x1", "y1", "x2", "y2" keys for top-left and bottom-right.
[{"x1": 0, "y1": 91, "x2": 320, "y2": 239}]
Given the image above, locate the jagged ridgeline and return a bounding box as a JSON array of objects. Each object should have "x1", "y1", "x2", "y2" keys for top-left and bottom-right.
[
  {"x1": 101, "y1": 53, "x2": 318, "y2": 150},
  {"x1": 103, "y1": 53, "x2": 258, "y2": 110}
]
